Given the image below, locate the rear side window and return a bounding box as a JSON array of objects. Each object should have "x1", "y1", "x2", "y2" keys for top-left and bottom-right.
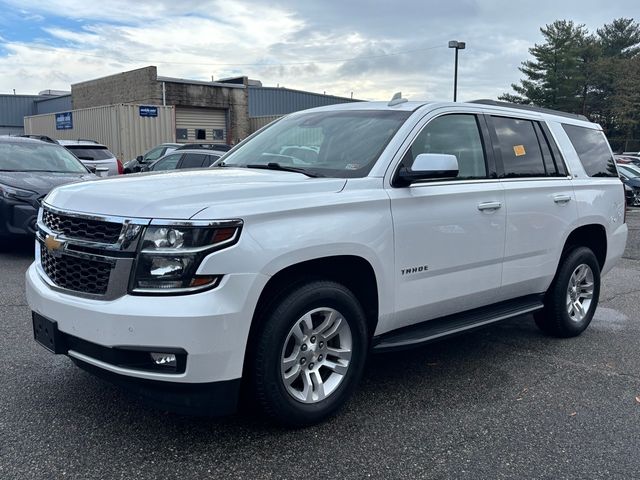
[
  {"x1": 492, "y1": 117, "x2": 546, "y2": 177},
  {"x1": 562, "y1": 124, "x2": 617, "y2": 177}
]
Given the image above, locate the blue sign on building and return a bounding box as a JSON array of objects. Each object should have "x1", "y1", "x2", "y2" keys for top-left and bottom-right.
[
  {"x1": 55, "y1": 112, "x2": 73, "y2": 130},
  {"x1": 139, "y1": 106, "x2": 158, "y2": 117}
]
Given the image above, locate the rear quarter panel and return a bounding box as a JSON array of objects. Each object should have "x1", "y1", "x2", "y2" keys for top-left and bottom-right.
[{"x1": 547, "y1": 120, "x2": 627, "y2": 275}]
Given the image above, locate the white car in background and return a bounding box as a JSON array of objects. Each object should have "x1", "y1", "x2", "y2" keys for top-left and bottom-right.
[{"x1": 58, "y1": 140, "x2": 122, "y2": 176}]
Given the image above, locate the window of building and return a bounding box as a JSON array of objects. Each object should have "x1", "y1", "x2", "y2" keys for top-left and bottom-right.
[
  {"x1": 562, "y1": 124, "x2": 617, "y2": 177},
  {"x1": 176, "y1": 129, "x2": 188, "y2": 140},
  {"x1": 196, "y1": 129, "x2": 207, "y2": 140},
  {"x1": 403, "y1": 114, "x2": 487, "y2": 180},
  {"x1": 212, "y1": 129, "x2": 224, "y2": 141}
]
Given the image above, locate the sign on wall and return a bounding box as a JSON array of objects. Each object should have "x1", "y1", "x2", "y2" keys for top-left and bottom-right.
[
  {"x1": 139, "y1": 106, "x2": 158, "y2": 117},
  {"x1": 55, "y1": 112, "x2": 73, "y2": 130}
]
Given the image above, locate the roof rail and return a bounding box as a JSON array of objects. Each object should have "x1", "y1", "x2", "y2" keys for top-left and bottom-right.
[
  {"x1": 470, "y1": 99, "x2": 589, "y2": 121},
  {"x1": 16, "y1": 134, "x2": 59, "y2": 144}
]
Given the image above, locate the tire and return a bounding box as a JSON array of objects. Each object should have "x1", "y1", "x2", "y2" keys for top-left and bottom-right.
[
  {"x1": 534, "y1": 246, "x2": 601, "y2": 338},
  {"x1": 252, "y1": 280, "x2": 369, "y2": 427}
]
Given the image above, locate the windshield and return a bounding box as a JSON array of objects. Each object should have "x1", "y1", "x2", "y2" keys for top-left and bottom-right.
[
  {"x1": 619, "y1": 164, "x2": 640, "y2": 178},
  {"x1": 220, "y1": 110, "x2": 411, "y2": 178},
  {"x1": 65, "y1": 146, "x2": 114, "y2": 160},
  {"x1": 0, "y1": 142, "x2": 89, "y2": 173}
]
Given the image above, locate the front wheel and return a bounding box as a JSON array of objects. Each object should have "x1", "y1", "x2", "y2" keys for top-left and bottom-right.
[
  {"x1": 534, "y1": 247, "x2": 601, "y2": 338},
  {"x1": 252, "y1": 281, "x2": 369, "y2": 427}
]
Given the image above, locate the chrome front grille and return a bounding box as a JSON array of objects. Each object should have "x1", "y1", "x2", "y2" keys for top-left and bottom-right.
[
  {"x1": 40, "y1": 243, "x2": 111, "y2": 295},
  {"x1": 37, "y1": 205, "x2": 147, "y2": 299},
  {"x1": 43, "y1": 209, "x2": 123, "y2": 244}
]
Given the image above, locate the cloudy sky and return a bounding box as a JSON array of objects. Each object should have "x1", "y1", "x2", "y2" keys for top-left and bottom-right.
[{"x1": 0, "y1": 0, "x2": 636, "y2": 101}]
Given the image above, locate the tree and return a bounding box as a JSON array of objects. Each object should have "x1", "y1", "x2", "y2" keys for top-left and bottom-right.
[
  {"x1": 501, "y1": 18, "x2": 640, "y2": 151},
  {"x1": 499, "y1": 20, "x2": 593, "y2": 114},
  {"x1": 590, "y1": 19, "x2": 640, "y2": 137}
]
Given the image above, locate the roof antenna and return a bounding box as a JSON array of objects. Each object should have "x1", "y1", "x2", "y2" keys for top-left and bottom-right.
[{"x1": 388, "y1": 92, "x2": 407, "y2": 107}]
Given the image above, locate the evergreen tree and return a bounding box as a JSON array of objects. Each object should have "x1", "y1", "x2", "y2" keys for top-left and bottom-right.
[
  {"x1": 501, "y1": 18, "x2": 640, "y2": 151},
  {"x1": 499, "y1": 20, "x2": 592, "y2": 113}
]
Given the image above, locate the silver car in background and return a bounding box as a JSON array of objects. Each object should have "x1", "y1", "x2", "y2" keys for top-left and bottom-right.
[{"x1": 58, "y1": 139, "x2": 122, "y2": 176}]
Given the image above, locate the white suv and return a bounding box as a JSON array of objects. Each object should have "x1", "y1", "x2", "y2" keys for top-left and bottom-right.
[{"x1": 26, "y1": 98, "x2": 627, "y2": 426}]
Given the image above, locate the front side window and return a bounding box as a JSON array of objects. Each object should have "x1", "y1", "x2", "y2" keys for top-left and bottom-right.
[
  {"x1": 492, "y1": 117, "x2": 546, "y2": 177},
  {"x1": 221, "y1": 110, "x2": 410, "y2": 178},
  {"x1": 403, "y1": 114, "x2": 487, "y2": 180},
  {"x1": 144, "y1": 146, "x2": 165, "y2": 162},
  {"x1": 151, "y1": 153, "x2": 181, "y2": 171},
  {"x1": 562, "y1": 124, "x2": 617, "y2": 177}
]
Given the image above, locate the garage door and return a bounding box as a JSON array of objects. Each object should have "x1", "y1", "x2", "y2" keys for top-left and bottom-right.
[{"x1": 175, "y1": 107, "x2": 227, "y2": 144}]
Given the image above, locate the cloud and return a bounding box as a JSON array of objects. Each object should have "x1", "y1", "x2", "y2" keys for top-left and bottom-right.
[{"x1": 0, "y1": 0, "x2": 639, "y2": 101}]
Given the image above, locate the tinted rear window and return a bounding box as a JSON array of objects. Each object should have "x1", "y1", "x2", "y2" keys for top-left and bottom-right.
[
  {"x1": 65, "y1": 146, "x2": 114, "y2": 161},
  {"x1": 562, "y1": 124, "x2": 617, "y2": 177}
]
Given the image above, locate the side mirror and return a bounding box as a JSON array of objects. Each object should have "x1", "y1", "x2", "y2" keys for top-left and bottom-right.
[
  {"x1": 395, "y1": 153, "x2": 459, "y2": 186},
  {"x1": 136, "y1": 155, "x2": 143, "y2": 162}
]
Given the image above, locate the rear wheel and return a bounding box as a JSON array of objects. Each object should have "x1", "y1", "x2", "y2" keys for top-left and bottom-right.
[
  {"x1": 534, "y1": 247, "x2": 600, "y2": 338},
  {"x1": 252, "y1": 280, "x2": 369, "y2": 427}
]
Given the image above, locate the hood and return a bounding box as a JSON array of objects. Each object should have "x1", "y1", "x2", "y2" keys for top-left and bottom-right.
[
  {"x1": 45, "y1": 168, "x2": 347, "y2": 219},
  {"x1": 0, "y1": 171, "x2": 95, "y2": 196}
]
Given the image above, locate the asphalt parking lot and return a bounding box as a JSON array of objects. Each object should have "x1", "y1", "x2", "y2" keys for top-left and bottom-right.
[{"x1": 1, "y1": 213, "x2": 639, "y2": 480}]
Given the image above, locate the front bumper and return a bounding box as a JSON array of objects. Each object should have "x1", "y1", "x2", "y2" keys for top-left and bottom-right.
[{"x1": 26, "y1": 261, "x2": 268, "y2": 389}]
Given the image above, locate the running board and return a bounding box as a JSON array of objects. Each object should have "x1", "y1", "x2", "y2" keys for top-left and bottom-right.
[{"x1": 373, "y1": 295, "x2": 544, "y2": 352}]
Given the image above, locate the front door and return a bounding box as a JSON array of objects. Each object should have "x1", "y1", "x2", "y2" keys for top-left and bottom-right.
[{"x1": 387, "y1": 112, "x2": 506, "y2": 332}]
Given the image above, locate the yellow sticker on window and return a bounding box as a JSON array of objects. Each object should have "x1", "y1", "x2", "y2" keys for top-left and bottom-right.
[{"x1": 513, "y1": 145, "x2": 526, "y2": 156}]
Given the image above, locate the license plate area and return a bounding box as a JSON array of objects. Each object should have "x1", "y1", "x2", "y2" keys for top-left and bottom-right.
[{"x1": 32, "y1": 312, "x2": 67, "y2": 354}]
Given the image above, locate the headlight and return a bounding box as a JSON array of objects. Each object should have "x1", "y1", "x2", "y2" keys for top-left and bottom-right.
[
  {"x1": 130, "y1": 221, "x2": 241, "y2": 294},
  {"x1": 0, "y1": 183, "x2": 37, "y2": 200}
]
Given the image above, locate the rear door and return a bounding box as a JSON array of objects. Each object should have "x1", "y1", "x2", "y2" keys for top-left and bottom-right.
[
  {"x1": 387, "y1": 110, "x2": 506, "y2": 332},
  {"x1": 486, "y1": 114, "x2": 578, "y2": 300}
]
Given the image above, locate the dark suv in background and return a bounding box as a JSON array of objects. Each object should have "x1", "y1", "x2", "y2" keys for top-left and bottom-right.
[{"x1": 0, "y1": 137, "x2": 95, "y2": 243}]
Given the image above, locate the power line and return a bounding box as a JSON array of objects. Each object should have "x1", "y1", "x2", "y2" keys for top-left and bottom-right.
[{"x1": 3, "y1": 42, "x2": 446, "y2": 67}]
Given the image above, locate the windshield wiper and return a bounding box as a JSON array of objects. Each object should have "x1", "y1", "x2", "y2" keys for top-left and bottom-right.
[{"x1": 245, "y1": 162, "x2": 323, "y2": 178}]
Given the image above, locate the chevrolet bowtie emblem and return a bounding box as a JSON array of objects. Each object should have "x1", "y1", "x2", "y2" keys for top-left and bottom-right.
[{"x1": 44, "y1": 234, "x2": 64, "y2": 252}]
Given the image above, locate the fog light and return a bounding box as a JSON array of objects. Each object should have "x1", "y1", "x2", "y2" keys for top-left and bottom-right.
[{"x1": 150, "y1": 352, "x2": 177, "y2": 367}]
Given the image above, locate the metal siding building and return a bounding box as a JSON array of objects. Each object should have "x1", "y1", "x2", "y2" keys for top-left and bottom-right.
[
  {"x1": 24, "y1": 104, "x2": 175, "y2": 161},
  {"x1": 248, "y1": 87, "x2": 359, "y2": 117},
  {"x1": 0, "y1": 95, "x2": 41, "y2": 135},
  {"x1": 174, "y1": 107, "x2": 227, "y2": 144},
  {"x1": 35, "y1": 94, "x2": 72, "y2": 115}
]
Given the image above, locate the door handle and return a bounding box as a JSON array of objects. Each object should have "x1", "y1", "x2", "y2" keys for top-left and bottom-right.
[
  {"x1": 477, "y1": 201, "x2": 502, "y2": 211},
  {"x1": 553, "y1": 194, "x2": 572, "y2": 204}
]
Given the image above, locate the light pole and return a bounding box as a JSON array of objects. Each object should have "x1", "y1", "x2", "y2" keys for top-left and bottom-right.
[{"x1": 448, "y1": 40, "x2": 466, "y2": 102}]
